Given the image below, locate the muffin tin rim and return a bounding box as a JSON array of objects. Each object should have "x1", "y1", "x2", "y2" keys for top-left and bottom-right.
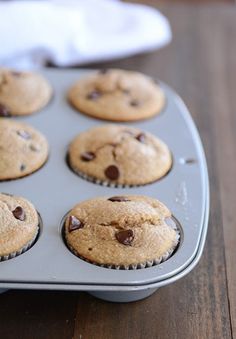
[{"x1": 0, "y1": 68, "x2": 208, "y2": 289}]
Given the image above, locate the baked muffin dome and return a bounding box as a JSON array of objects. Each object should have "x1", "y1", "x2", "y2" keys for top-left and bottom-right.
[
  {"x1": 67, "y1": 69, "x2": 165, "y2": 121},
  {"x1": 0, "y1": 68, "x2": 52, "y2": 116},
  {"x1": 0, "y1": 118, "x2": 49, "y2": 180},
  {"x1": 64, "y1": 195, "x2": 179, "y2": 269},
  {"x1": 68, "y1": 124, "x2": 172, "y2": 186},
  {"x1": 0, "y1": 193, "x2": 39, "y2": 259}
]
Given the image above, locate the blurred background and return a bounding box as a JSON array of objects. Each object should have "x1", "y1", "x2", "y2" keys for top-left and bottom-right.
[
  {"x1": 0, "y1": 0, "x2": 229, "y2": 70},
  {"x1": 0, "y1": 0, "x2": 173, "y2": 68}
]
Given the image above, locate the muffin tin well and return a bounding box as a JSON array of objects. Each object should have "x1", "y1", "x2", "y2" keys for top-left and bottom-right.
[
  {"x1": 0, "y1": 209, "x2": 43, "y2": 262},
  {"x1": 60, "y1": 212, "x2": 182, "y2": 270},
  {"x1": 0, "y1": 69, "x2": 209, "y2": 302}
]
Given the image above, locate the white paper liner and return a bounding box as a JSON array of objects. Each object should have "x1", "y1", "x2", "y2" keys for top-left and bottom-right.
[
  {"x1": 66, "y1": 230, "x2": 180, "y2": 270},
  {"x1": 0, "y1": 227, "x2": 39, "y2": 262}
]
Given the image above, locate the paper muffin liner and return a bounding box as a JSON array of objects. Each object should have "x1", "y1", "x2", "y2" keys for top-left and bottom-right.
[
  {"x1": 0, "y1": 227, "x2": 39, "y2": 262},
  {"x1": 72, "y1": 166, "x2": 135, "y2": 188},
  {"x1": 66, "y1": 229, "x2": 180, "y2": 270},
  {"x1": 67, "y1": 155, "x2": 172, "y2": 188}
]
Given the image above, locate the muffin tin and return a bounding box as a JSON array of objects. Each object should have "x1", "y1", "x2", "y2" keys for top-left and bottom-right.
[{"x1": 0, "y1": 69, "x2": 209, "y2": 302}]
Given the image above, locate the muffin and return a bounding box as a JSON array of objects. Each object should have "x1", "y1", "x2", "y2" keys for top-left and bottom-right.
[
  {"x1": 0, "y1": 193, "x2": 39, "y2": 260},
  {"x1": 64, "y1": 195, "x2": 179, "y2": 269},
  {"x1": 67, "y1": 69, "x2": 165, "y2": 121},
  {"x1": 0, "y1": 68, "x2": 52, "y2": 116},
  {"x1": 68, "y1": 125, "x2": 172, "y2": 186},
  {"x1": 0, "y1": 118, "x2": 49, "y2": 180}
]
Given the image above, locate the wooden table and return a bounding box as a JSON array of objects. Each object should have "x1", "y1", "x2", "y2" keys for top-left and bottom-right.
[{"x1": 0, "y1": 4, "x2": 235, "y2": 339}]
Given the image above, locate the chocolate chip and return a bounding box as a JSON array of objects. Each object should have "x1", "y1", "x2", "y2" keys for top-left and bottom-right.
[
  {"x1": 130, "y1": 100, "x2": 139, "y2": 107},
  {"x1": 122, "y1": 89, "x2": 130, "y2": 94},
  {"x1": 30, "y1": 144, "x2": 40, "y2": 152},
  {"x1": 136, "y1": 133, "x2": 146, "y2": 143},
  {"x1": 17, "y1": 130, "x2": 31, "y2": 139},
  {"x1": 12, "y1": 206, "x2": 25, "y2": 221},
  {"x1": 11, "y1": 71, "x2": 22, "y2": 77},
  {"x1": 80, "y1": 151, "x2": 96, "y2": 162},
  {"x1": 104, "y1": 165, "x2": 120, "y2": 180},
  {"x1": 68, "y1": 215, "x2": 84, "y2": 232},
  {"x1": 20, "y1": 164, "x2": 26, "y2": 171},
  {"x1": 0, "y1": 104, "x2": 10, "y2": 117},
  {"x1": 86, "y1": 90, "x2": 101, "y2": 100},
  {"x1": 108, "y1": 196, "x2": 130, "y2": 202},
  {"x1": 115, "y1": 229, "x2": 134, "y2": 245},
  {"x1": 99, "y1": 69, "x2": 108, "y2": 74}
]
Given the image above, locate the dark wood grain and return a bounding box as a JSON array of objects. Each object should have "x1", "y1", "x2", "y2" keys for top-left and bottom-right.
[
  {"x1": 0, "y1": 4, "x2": 235, "y2": 339},
  {"x1": 0, "y1": 290, "x2": 78, "y2": 339}
]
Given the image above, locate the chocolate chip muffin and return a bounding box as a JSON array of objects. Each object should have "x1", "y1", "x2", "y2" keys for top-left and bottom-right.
[
  {"x1": 0, "y1": 68, "x2": 52, "y2": 116},
  {"x1": 68, "y1": 125, "x2": 172, "y2": 186},
  {"x1": 67, "y1": 69, "x2": 165, "y2": 121},
  {"x1": 0, "y1": 118, "x2": 49, "y2": 180},
  {"x1": 64, "y1": 195, "x2": 179, "y2": 269},
  {"x1": 0, "y1": 193, "x2": 39, "y2": 260}
]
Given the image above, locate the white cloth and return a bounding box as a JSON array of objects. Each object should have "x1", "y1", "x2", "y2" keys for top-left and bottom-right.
[{"x1": 0, "y1": 0, "x2": 171, "y2": 68}]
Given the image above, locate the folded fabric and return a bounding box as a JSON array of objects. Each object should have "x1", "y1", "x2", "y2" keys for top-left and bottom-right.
[{"x1": 0, "y1": 0, "x2": 171, "y2": 68}]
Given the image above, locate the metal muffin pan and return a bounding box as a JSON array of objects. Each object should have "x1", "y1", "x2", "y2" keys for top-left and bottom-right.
[{"x1": 0, "y1": 69, "x2": 209, "y2": 302}]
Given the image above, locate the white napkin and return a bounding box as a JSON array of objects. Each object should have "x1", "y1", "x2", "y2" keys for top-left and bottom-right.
[{"x1": 0, "y1": 0, "x2": 171, "y2": 68}]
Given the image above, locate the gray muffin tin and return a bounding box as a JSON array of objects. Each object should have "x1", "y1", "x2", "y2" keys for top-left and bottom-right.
[{"x1": 0, "y1": 69, "x2": 209, "y2": 302}]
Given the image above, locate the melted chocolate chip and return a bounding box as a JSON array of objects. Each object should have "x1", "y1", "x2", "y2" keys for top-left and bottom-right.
[
  {"x1": 99, "y1": 69, "x2": 108, "y2": 74},
  {"x1": 104, "y1": 165, "x2": 120, "y2": 180},
  {"x1": 30, "y1": 144, "x2": 40, "y2": 152},
  {"x1": 12, "y1": 206, "x2": 25, "y2": 221},
  {"x1": 68, "y1": 215, "x2": 84, "y2": 232},
  {"x1": 17, "y1": 130, "x2": 31, "y2": 140},
  {"x1": 115, "y1": 229, "x2": 134, "y2": 245},
  {"x1": 20, "y1": 164, "x2": 26, "y2": 172},
  {"x1": 11, "y1": 71, "x2": 22, "y2": 77},
  {"x1": 0, "y1": 104, "x2": 10, "y2": 117},
  {"x1": 108, "y1": 196, "x2": 130, "y2": 202},
  {"x1": 136, "y1": 133, "x2": 146, "y2": 143},
  {"x1": 86, "y1": 90, "x2": 101, "y2": 100},
  {"x1": 130, "y1": 100, "x2": 139, "y2": 107},
  {"x1": 122, "y1": 89, "x2": 130, "y2": 94},
  {"x1": 80, "y1": 151, "x2": 96, "y2": 162}
]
